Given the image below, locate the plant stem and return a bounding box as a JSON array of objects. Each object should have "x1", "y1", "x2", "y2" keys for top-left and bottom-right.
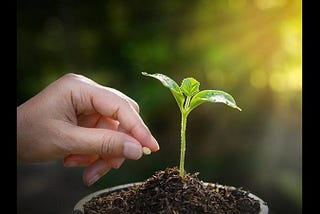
[
  {"x1": 179, "y1": 96, "x2": 192, "y2": 177},
  {"x1": 179, "y1": 111, "x2": 188, "y2": 177}
]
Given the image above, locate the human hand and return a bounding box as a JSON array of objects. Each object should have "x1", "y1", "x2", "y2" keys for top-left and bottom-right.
[{"x1": 17, "y1": 73, "x2": 159, "y2": 186}]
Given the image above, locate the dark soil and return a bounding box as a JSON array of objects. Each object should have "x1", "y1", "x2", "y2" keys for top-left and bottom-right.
[{"x1": 83, "y1": 167, "x2": 262, "y2": 214}]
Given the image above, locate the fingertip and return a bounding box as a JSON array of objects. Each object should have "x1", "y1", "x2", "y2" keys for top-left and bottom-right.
[
  {"x1": 110, "y1": 158, "x2": 125, "y2": 169},
  {"x1": 84, "y1": 174, "x2": 100, "y2": 187},
  {"x1": 83, "y1": 159, "x2": 111, "y2": 186},
  {"x1": 132, "y1": 126, "x2": 159, "y2": 152},
  {"x1": 123, "y1": 142, "x2": 143, "y2": 160},
  {"x1": 144, "y1": 135, "x2": 160, "y2": 152},
  {"x1": 151, "y1": 135, "x2": 160, "y2": 151}
]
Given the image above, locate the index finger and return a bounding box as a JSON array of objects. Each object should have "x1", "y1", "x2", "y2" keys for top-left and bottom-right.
[{"x1": 75, "y1": 84, "x2": 159, "y2": 152}]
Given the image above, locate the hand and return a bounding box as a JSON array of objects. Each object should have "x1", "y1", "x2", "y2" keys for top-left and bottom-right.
[{"x1": 17, "y1": 73, "x2": 159, "y2": 186}]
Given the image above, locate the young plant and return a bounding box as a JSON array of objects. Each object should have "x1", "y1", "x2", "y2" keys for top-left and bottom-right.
[{"x1": 142, "y1": 72, "x2": 241, "y2": 177}]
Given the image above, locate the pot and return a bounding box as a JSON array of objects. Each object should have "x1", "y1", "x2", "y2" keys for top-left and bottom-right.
[{"x1": 73, "y1": 182, "x2": 268, "y2": 214}]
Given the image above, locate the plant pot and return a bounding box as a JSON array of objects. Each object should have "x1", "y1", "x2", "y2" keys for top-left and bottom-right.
[
  {"x1": 74, "y1": 182, "x2": 141, "y2": 214},
  {"x1": 74, "y1": 175, "x2": 268, "y2": 214}
]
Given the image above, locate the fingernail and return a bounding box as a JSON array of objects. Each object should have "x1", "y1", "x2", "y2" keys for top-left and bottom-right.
[
  {"x1": 152, "y1": 136, "x2": 160, "y2": 150},
  {"x1": 110, "y1": 158, "x2": 125, "y2": 169},
  {"x1": 85, "y1": 159, "x2": 109, "y2": 186},
  {"x1": 123, "y1": 142, "x2": 142, "y2": 160},
  {"x1": 87, "y1": 174, "x2": 101, "y2": 186}
]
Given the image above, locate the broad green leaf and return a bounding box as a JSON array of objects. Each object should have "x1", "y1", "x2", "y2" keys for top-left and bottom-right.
[
  {"x1": 189, "y1": 90, "x2": 242, "y2": 113},
  {"x1": 142, "y1": 72, "x2": 185, "y2": 108},
  {"x1": 180, "y1": 78, "x2": 200, "y2": 97}
]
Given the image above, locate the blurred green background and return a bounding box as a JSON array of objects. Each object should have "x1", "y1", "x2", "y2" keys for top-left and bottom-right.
[{"x1": 17, "y1": 0, "x2": 301, "y2": 213}]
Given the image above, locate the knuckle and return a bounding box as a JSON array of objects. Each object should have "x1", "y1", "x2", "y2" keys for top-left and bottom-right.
[
  {"x1": 62, "y1": 73, "x2": 79, "y2": 81},
  {"x1": 61, "y1": 73, "x2": 90, "y2": 84},
  {"x1": 133, "y1": 101, "x2": 140, "y2": 113},
  {"x1": 124, "y1": 98, "x2": 139, "y2": 113},
  {"x1": 100, "y1": 135, "x2": 114, "y2": 156},
  {"x1": 58, "y1": 73, "x2": 81, "y2": 87}
]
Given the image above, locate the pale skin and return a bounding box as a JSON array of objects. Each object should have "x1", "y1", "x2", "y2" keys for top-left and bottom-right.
[{"x1": 17, "y1": 73, "x2": 159, "y2": 186}]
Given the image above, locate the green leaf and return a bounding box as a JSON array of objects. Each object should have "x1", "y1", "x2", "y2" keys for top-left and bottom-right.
[
  {"x1": 180, "y1": 77, "x2": 200, "y2": 97},
  {"x1": 189, "y1": 90, "x2": 242, "y2": 113},
  {"x1": 142, "y1": 72, "x2": 185, "y2": 108}
]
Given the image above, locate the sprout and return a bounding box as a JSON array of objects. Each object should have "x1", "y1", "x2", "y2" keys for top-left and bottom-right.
[{"x1": 142, "y1": 72, "x2": 241, "y2": 177}]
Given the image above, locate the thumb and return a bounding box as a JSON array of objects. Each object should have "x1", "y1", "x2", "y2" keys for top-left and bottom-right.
[{"x1": 64, "y1": 125, "x2": 143, "y2": 160}]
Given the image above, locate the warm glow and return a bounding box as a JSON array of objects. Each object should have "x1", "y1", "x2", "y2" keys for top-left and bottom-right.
[
  {"x1": 250, "y1": 70, "x2": 268, "y2": 89},
  {"x1": 269, "y1": 65, "x2": 301, "y2": 92},
  {"x1": 255, "y1": 0, "x2": 287, "y2": 10}
]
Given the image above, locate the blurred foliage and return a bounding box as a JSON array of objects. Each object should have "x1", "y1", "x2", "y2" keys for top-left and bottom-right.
[{"x1": 18, "y1": 0, "x2": 301, "y2": 213}]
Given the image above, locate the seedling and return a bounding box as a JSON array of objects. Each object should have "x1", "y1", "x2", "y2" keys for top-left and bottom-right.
[{"x1": 142, "y1": 72, "x2": 241, "y2": 177}]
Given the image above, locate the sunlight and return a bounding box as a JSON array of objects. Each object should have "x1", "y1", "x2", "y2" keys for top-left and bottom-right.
[{"x1": 255, "y1": 0, "x2": 287, "y2": 10}]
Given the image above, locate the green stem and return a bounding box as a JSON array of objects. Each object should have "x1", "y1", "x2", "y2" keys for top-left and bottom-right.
[
  {"x1": 179, "y1": 111, "x2": 188, "y2": 177},
  {"x1": 179, "y1": 96, "x2": 191, "y2": 177}
]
